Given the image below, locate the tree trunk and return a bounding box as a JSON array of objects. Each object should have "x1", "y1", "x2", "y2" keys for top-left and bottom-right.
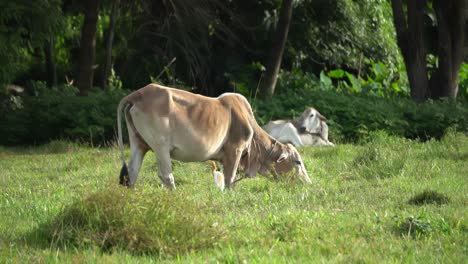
[
  {"x1": 77, "y1": 0, "x2": 101, "y2": 96},
  {"x1": 391, "y1": 0, "x2": 428, "y2": 103},
  {"x1": 429, "y1": 0, "x2": 466, "y2": 99},
  {"x1": 259, "y1": 0, "x2": 293, "y2": 98},
  {"x1": 44, "y1": 36, "x2": 57, "y2": 87},
  {"x1": 407, "y1": 0, "x2": 429, "y2": 103},
  {"x1": 101, "y1": 0, "x2": 120, "y2": 89}
]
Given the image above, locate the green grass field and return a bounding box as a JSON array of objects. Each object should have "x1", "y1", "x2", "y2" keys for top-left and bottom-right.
[{"x1": 1, "y1": 131, "x2": 467, "y2": 263}]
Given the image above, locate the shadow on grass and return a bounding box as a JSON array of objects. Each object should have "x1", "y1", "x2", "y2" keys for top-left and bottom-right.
[{"x1": 408, "y1": 190, "x2": 450, "y2": 206}]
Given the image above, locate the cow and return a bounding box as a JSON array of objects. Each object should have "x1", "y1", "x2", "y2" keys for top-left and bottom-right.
[
  {"x1": 263, "y1": 107, "x2": 335, "y2": 147},
  {"x1": 117, "y1": 83, "x2": 311, "y2": 189}
]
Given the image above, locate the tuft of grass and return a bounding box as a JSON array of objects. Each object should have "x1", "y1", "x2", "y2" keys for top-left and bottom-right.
[
  {"x1": 267, "y1": 213, "x2": 299, "y2": 242},
  {"x1": 409, "y1": 190, "x2": 450, "y2": 205},
  {"x1": 394, "y1": 215, "x2": 433, "y2": 238},
  {"x1": 39, "y1": 187, "x2": 225, "y2": 255},
  {"x1": 352, "y1": 144, "x2": 407, "y2": 180},
  {"x1": 351, "y1": 131, "x2": 410, "y2": 180},
  {"x1": 394, "y1": 214, "x2": 453, "y2": 239}
]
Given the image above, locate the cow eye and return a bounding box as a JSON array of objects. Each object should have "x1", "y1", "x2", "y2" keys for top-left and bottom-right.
[
  {"x1": 295, "y1": 160, "x2": 301, "y2": 165},
  {"x1": 309, "y1": 114, "x2": 314, "y2": 118}
]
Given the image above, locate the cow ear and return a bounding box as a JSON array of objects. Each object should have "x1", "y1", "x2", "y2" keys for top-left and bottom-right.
[
  {"x1": 277, "y1": 152, "x2": 288, "y2": 163},
  {"x1": 318, "y1": 113, "x2": 327, "y2": 121}
]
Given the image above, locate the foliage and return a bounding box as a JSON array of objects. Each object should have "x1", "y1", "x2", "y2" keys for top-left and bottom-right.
[
  {"x1": 287, "y1": 0, "x2": 401, "y2": 73},
  {"x1": 326, "y1": 61, "x2": 409, "y2": 97},
  {"x1": 2, "y1": 74, "x2": 467, "y2": 146},
  {"x1": 458, "y1": 63, "x2": 468, "y2": 99},
  {"x1": 2, "y1": 0, "x2": 406, "y2": 97},
  {"x1": 0, "y1": 0, "x2": 64, "y2": 85},
  {"x1": 259, "y1": 61, "x2": 409, "y2": 98},
  {"x1": 0, "y1": 82, "x2": 127, "y2": 145},
  {"x1": 225, "y1": 61, "x2": 265, "y2": 97},
  {"x1": 251, "y1": 70, "x2": 468, "y2": 142},
  {"x1": 1, "y1": 132, "x2": 466, "y2": 261},
  {"x1": 110, "y1": 0, "x2": 247, "y2": 93}
]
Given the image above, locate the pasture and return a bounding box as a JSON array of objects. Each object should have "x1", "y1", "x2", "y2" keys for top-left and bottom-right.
[{"x1": 0, "y1": 131, "x2": 467, "y2": 263}]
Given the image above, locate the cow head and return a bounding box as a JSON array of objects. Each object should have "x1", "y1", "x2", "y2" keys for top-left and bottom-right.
[
  {"x1": 297, "y1": 107, "x2": 326, "y2": 134},
  {"x1": 240, "y1": 136, "x2": 311, "y2": 183},
  {"x1": 272, "y1": 143, "x2": 311, "y2": 183}
]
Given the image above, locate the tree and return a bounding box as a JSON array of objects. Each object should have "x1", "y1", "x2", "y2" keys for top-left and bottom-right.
[
  {"x1": 391, "y1": 0, "x2": 467, "y2": 102},
  {"x1": 0, "y1": 0, "x2": 63, "y2": 87},
  {"x1": 287, "y1": 0, "x2": 401, "y2": 76},
  {"x1": 77, "y1": 0, "x2": 101, "y2": 95},
  {"x1": 44, "y1": 36, "x2": 57, "y2": 87},
  {"x1": 428, "y1": 0, "x2": 466, "y2": 99},
  {"x1": 259, "y1": 0, "x2": 293, "y2": 98},
  {"x1": 101, "y1": 0, "x2": 120, "y2": 89}
]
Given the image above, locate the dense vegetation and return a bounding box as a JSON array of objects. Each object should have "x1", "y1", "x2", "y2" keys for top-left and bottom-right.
[
  {"x1": 1, "y1": 0, "x2": 467, "y2": 146},
  {"x1": 0, "y1": 0, "x2": 401, "y2": 93},
  {"x1": 1, "y1": 69, "x2": 467, "y2": 146},
  {"x1": 1, "y1": 132, "x2": 466, "y2": 261}
]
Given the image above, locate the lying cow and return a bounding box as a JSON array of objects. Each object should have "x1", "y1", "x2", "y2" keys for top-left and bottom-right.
[
  {"x1": 117, "y1": 83, "x2": 311, "y2": 189},
  {"x1": 263, "y1": 107, "x2": 334, "y2": 147}
]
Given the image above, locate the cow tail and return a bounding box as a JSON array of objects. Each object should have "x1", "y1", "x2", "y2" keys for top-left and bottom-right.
[{"x1": 117, "y1": 99, "x2": 129, "y2": 185}]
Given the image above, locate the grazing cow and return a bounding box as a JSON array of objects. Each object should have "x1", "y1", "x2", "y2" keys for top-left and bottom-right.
[
  {"x1": 263, "y1": 107, "x2": 334, "y2": 147},
  {"x1": 117, "y1": 84, "x2": 311, "y2": 189}
]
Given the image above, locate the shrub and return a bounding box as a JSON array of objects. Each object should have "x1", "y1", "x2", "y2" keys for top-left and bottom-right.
[
  {"x1": 0, "y1": 85, "x2": 128, "y2": 145},
  {"x1": 1, "y1": 72, "x2": 467, "y2": 146},
  {"x1": 251, "y1": 72, "x2": 468, "y2": 143}
]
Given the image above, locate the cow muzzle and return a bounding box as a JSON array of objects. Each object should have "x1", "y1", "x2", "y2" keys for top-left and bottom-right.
[{"x1": 297, "y1": 165, "x2": 311, "y2": 184}]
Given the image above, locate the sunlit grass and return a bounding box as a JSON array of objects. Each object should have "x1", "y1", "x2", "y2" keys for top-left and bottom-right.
[{"x1": 0, "y1": 131, "x2": 467, "y2": 262}]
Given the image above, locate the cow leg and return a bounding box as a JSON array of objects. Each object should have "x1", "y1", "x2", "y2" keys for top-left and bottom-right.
[
  {"x1": 127, "y1": 127, "x2": 149, "y2": 188},
  {"x1": 154, "y1": 147, "x2": 176, "y2": 189},
  {"x1": 222, "y1": 147, "x2": 244, "y2": 189}
]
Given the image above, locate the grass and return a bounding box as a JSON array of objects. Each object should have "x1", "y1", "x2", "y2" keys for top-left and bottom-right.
[{"x1": 0, "y1": 131, "x2": 467, "y2": 263}]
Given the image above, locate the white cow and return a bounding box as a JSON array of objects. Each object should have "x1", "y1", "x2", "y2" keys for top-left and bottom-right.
[
  {"x1": 263, "y1": 107, "x2": 335, "y2": 147},
  {"x1": 117, "y1": 83, "x2": 311, "y2": 189}
]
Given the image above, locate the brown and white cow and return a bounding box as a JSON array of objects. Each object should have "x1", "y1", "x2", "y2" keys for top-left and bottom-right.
[{"x1": 117, "y1": 84, "x2": 311, "y2": 189}]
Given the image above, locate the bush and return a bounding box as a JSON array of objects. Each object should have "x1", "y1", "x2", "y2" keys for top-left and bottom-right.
[
  {"x1": 251, "y1": 71, "x2": 468, "y2": 143},
  {"x1": 0, "y1": 84, "x2": 128, "y2": 145},
  {"x1": 1, "y1": 73, "x2": 467, "y2": 145}
]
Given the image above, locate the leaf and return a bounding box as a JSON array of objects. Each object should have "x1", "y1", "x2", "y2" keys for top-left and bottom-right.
[
  {"x1": 327, "y1": 69, "x2": 345, "y2": 79},
  {"x1": 345, "y1": 72, "x2": 361, "y2": 92},
  {"x1": 320, "y1": 71, "x2": 332, "y2": 87}
]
